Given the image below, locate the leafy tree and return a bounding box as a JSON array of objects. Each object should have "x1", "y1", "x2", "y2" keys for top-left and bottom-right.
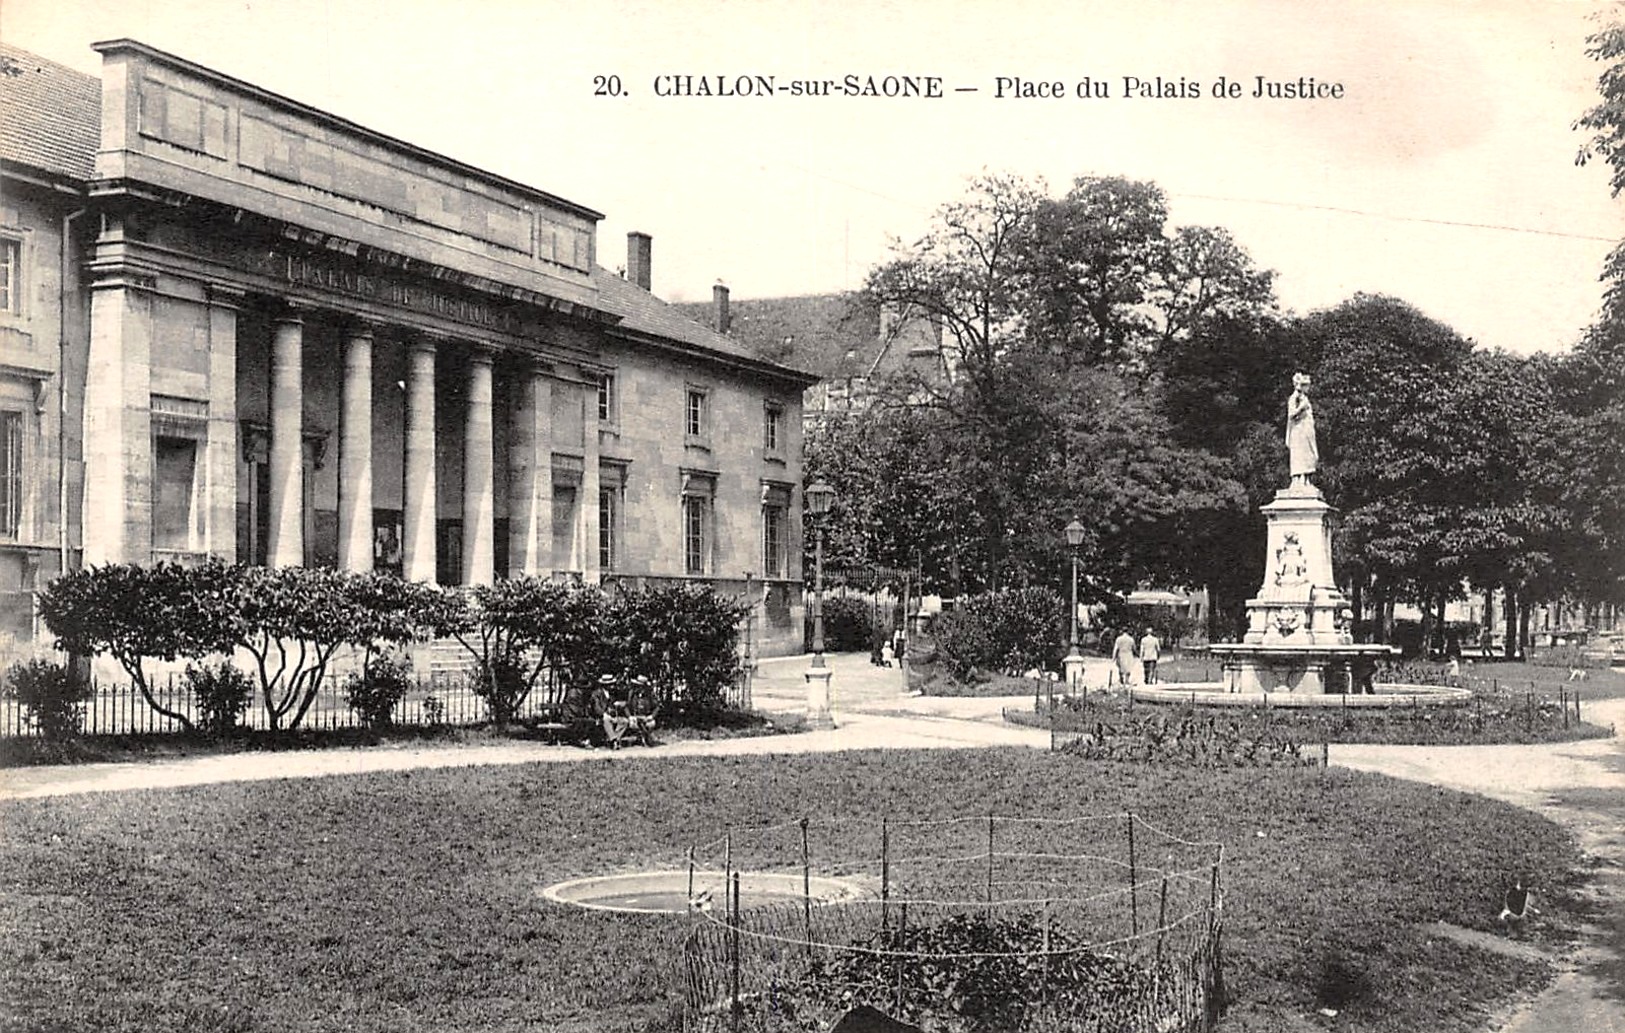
[
  {"x1": 37, "y1": 562, "x2": 239, "y2": 732},
  {"x1": 1016, "y1": 178, "x2": 1276, "y2": 366},
  {"x1": 1294, "y1": 295, "x2": 1476, "y2": 637},
  {"x1": 1577, "y1": 17, "x2": 1625, "y2": 324},
  {"x1": 1554, "y1": 323, "x2": 1625, "y2": 611},
  {"x1": 602, "y1": 583, "x2": 748, "y2": 712},
  {"x1": 441, "y1": 577, "x2": 603, "y2": 722},
  {"x1": 803, "y1": 403, "x2": 980, "y2": 591},
  {"x1": 852, "y1": 174, "x2": 1270, "y2": 598},
  {"x1": 228, "y1": 566, "x2": 392, "y2": 731}
]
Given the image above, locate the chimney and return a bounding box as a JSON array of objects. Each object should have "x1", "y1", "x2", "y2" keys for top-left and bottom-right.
[
  {"x1": 626, "y1": 231, "x2": 652, "y2": 291},
  {"x1": 713, "y1": 282, "x2": 731, "y2": 334}
]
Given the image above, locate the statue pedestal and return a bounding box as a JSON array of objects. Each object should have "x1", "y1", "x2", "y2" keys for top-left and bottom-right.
[
  {"x1": 1209, "y1": 482, "x2": 1397, "y2": 694},
  {"x1": 1242, "y1": 485, "x2": 1349, "y2": 648}
]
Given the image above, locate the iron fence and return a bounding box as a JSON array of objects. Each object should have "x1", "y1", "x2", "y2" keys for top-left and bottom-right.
[{"x1": 0, "y1": 667, "x2": 561, "y2": 738}]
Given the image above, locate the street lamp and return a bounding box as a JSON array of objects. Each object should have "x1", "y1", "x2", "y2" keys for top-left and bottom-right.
[
  {"x1": 804, "y1": 480, "x2": 837, "y2": 729},
  {"x1": 1063, "y1": 518, "x2": 1087, "y2": 687}
]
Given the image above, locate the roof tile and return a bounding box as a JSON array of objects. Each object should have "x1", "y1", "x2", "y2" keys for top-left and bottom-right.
[{"x1": 0, "y1": 43, "x2": 100, "y2": 182}]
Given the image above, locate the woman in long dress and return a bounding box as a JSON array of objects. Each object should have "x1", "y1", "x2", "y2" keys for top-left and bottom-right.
[{"x1": 1286, "y1": 372, "x2": 1318, "y2": 486}]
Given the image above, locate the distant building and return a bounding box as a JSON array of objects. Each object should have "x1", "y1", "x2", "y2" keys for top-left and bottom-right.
[
  {"x1": 0, "y1": 40, "x2": 816, "y2": 656},
  {"x1": 674, "y1": 290, "x2": 955, "y2": 425}
]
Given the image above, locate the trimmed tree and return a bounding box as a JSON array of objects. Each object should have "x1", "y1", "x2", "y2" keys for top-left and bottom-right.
[
  {"x1": 229, "y1": 566, "x2": 383, "y2": 731},
  {"x1": 37, "y1": 562, "x2": 239, "y2": 732},
  {"x1": 442, "y1": 577, "x2": 603, "y2": 723}
]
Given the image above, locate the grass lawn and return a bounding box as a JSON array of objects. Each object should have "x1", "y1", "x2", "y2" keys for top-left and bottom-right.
[{"x1": 0, "y1": 750, "x2": 1587, "y2": 1033}]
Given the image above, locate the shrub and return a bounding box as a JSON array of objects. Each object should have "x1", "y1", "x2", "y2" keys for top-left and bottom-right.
[
  {"x1": 472, "y1": 647, "x2": 530, "y2": 725},
  {"x1": 804, "y1": 594, "x2": 875, "y2": 652},
  {"x1": 764, "y1": 911, "x2": 1174, "y2": 1032},
  {"x1": 344, "y1": 650, "x2": 413, "y2": 728},
  {"x1": 602, "y1": 583, "x2": 747, "y2": 713},
  {"x1": 185, "y1": 660, "x2": 254, "y2": 736},
  {"x1": 2, "y1": 658, "x2": 93, "y2": 741},
  {"x1": 933, "y1": 587, "x2": 1067, "y2": 681},
  {"x1": 1532, "y1": 643, "x2": 1612, "y2": 670}
]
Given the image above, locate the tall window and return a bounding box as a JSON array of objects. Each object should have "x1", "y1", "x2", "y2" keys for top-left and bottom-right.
[
  {"x1": 0, "y1": 238, "x2": 18, "y2": 314},
  {"x1": 685, "y1": 388, "x2": 707, "y2": 439},
  {"x1": 764, "y1": 403, "x2": 783, "y2": 454},
  {"x1": 0, "y1": 411, "x2": 21, "y2": 536},
  {"x1": 152, "y1": 436, "x2": 198, "y2": 550},
  {"x1": 599, "y1": 487, "x2": 619, "y2": 571},
  {"x1": 683, "y1": 495, "x2": 710, "y2": 575},
  {"x1": 597, "y1": 372, "x2": 617, "y2": 423},
  {"x1": 762, "y1": 503, "x2": 786, "y2": 578}
]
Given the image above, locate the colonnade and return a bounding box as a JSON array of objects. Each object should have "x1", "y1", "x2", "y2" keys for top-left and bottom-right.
[{"x1": 261, "y1": 310, "x2": 599, "y2": 586}]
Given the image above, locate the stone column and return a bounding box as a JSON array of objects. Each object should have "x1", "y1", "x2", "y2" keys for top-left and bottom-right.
[
  {"x1": 82, "y1": 274, "x2": 153, "y2": 565},
  {"x1": 508, "y1": 361, "x2": 552, "y2": 577},
  {"x1": 402, "y1": 338, "x2": 437, "y2": 583},
  {"x1": 266, "y1": 310, "x2": 304, "y2": 568},
  {"x1": 337, "y1": 324, "x2": 375, "y2": 573},
  {"x1": 203, "y1": 286, "x2": 241, "y2": 562},
  {"x1": 581, "y1": 378, "x2": 602, "y2": 583},
  {"x1": 461, "y1": 346, "x2": 495, "y2": 586}
]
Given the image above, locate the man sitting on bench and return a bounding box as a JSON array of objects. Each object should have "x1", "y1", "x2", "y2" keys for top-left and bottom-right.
[
  {"x1": 625, "y1": 675, "x2": 660, "y2": 747},
  {"x1": 591, "y1": 673, "x2": 631, "y2": 749}
]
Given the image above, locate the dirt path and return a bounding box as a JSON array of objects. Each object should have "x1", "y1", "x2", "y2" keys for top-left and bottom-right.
[{"x1": 1334, "y1": 696, "x2": 1625, "y2": 1033}]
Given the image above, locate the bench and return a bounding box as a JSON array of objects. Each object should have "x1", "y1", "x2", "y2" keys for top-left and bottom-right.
[{"x1": 533, "y1": 677, "x2": 660, "y2": 748}]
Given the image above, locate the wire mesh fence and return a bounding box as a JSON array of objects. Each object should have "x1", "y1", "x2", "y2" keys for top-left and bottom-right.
[{"x1": 679, "y1": 813, "x2": 1225, "y2": 1033}]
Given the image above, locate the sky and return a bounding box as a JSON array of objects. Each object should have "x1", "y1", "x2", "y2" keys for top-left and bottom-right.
[{"x1": 5, "y1": 0, "x2": 1621, "y2": 355}]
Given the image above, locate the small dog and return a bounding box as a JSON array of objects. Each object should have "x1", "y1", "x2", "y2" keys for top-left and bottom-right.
[
  {"x1": 1568, "y1": 668, "x2": 1588, "y2": 683},
  {"x1": 1498, "y1": 879, "x2": 1538, "y2": 923}
]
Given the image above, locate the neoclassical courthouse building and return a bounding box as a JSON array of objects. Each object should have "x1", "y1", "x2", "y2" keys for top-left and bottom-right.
[{"x1": 0, "y1": 40, "x2": 815, "y2": 656}]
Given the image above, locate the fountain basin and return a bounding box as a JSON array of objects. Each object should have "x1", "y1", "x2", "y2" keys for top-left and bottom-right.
[
  {"x1": 541, "y1": 869, "x2": 872, "y2": 914},
  {"x1": 1130, "y1": 681, "x2": 1471, "y2": 708},
  {"x1": 1207, "y1": 642, "x2": 1401, "y2": 695}
]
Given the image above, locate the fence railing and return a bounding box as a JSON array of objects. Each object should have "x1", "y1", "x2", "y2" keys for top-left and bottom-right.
[
  {"x1": 2, "y1": 656, "x2": 762, "y2": 739},
  {"x1": 0, "y1": 668, "x2": 563, "y2": 738}
]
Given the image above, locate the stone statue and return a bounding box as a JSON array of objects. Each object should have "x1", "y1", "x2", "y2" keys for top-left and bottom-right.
[
  {"x1": 1273, "y1": 531, "x2": 1307, "y2": 587},
  {"x1": 1286, "y1": 372, "x2": 1318, "y2": 486}
]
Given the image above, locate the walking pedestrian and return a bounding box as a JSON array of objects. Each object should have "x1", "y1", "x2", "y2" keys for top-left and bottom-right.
[
  {"x1": 1111, "y1": 628, "x2": 1137, "y2": 688},
  {"x1": 1139, "y1": 628, "x2": 1161, "y2": 685}
]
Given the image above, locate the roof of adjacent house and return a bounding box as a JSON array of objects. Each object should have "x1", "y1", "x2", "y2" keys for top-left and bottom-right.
[
  {"x1": 0, "y1": 42, "x2": 102, "y2": 183},
  {"x1": 672, "y1": 292, "x2": 885, "y2": 378},
  {"x1": 593, "y1": 267, "x2": 816, "y2": 381}
]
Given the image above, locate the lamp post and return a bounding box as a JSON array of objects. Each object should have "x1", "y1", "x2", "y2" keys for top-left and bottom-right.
[
  {"x1": 1063, "y1": 518, "x2": 1087, "y2": 687},
  {"x1": 804, "y1": 480, "x2": 836, "y2": 729}
]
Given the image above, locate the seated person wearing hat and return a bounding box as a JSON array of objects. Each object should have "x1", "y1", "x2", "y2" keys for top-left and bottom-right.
[
  {"x1": 625, "y1": 675, "x2": 660, "y2": 746},
  {"x1": 590, "y1": 674, "x2": 632, "y2": 748}
]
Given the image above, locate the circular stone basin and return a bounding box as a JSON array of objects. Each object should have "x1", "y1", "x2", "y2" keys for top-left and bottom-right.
[
  {"x1": 541, "y1": 870, "x2": 872, "y2": 914},
  {"x1": 1128, "y1": 682, "x2": 1471, "y2": 708}
]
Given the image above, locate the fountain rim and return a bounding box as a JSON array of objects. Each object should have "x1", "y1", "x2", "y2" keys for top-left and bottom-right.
[{"x1": 540, "y1": 869, "x2": 873, "y2": 914}]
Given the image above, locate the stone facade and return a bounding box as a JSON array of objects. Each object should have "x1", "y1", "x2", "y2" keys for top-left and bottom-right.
[{"x1": 0, "y1": 40, "x2": 815, "y2": 658}]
